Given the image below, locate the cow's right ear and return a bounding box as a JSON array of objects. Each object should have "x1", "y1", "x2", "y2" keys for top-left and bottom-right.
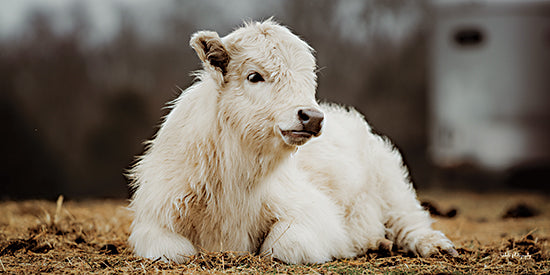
[{"x1": 190, "y1": 31, "x2": 230, "y2": 81}]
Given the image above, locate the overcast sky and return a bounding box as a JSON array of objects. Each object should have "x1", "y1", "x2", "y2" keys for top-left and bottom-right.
[{"x1": 0, "y1": 0, "x2": 422, "y2": 47}]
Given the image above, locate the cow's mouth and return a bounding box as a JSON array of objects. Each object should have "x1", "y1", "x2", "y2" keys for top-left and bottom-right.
[
  {"x1": 279, "y1": 129, "x2": 316, "y2": 146},
  {"x1": 281, "y1": 130, "x2": 314, "y2": 139}
]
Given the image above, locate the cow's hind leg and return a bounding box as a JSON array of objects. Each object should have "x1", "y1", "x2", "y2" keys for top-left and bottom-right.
[{"x1": 384, "y1": 194, "x2": 457, "y2": 257}]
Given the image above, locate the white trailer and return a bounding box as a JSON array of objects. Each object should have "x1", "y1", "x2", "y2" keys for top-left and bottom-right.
[{"x1": 429, "y1": 0, "x2": 550, "y2": 174}]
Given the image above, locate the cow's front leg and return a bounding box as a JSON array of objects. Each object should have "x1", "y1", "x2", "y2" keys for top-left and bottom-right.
[{"x1": 129, "y1": 220, "x2": 197, "y2": 263}]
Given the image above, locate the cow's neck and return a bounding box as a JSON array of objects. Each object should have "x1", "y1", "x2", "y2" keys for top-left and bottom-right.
[{"x1": 203, "y1": 130, "x2": 288, "y2": 198}]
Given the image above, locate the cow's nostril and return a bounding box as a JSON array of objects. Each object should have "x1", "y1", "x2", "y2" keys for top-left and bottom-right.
[
  {"x1": 297, "y1": 108, "x2": 324, "y2": 136},
  {"x1": 298, "y1": 109, "x2": 310, "y2": 123}
]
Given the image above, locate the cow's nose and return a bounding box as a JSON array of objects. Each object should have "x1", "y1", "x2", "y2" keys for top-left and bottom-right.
[{"x1": 298, "y1": 108, "x2": 324, "y2": 136}]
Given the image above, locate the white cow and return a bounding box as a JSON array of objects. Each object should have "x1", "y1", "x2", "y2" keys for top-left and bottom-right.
[{"x1": 128, "y1": 19, "x2": 457, "y2": 264}]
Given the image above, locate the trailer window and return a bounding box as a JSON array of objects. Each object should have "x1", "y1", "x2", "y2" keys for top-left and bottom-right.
[{"x1": 453, "y1": 27, "x2": 485, "y2": 47}]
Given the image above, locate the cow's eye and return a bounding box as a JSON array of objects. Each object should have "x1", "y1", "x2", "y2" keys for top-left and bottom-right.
[{"x1": 247, "y1": 72, "x2": 264, "y2": 83}]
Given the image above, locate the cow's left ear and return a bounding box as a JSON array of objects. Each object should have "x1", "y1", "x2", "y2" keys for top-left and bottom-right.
[{"x1": 190, "y1": 31, "x2": 230, "y2": 80}]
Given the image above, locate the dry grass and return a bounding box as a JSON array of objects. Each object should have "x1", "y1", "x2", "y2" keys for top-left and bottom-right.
[{"x1": 1, "y1": 191, "x2": 549, "y2": 274}]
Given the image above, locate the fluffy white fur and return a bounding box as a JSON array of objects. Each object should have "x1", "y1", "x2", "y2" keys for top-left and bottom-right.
[{"x1": 128, "y1": 20, "x2": 456, "y2": 264}]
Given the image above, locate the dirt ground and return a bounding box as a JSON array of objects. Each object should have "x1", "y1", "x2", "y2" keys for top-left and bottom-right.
[{"x1": 1, "y1": 190, "x2": 549, "y2": 274}]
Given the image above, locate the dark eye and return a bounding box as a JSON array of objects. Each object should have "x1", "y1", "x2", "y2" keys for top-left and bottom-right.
[{"x1": 247, "y1": 72, "x2": 264, "y2": 83}]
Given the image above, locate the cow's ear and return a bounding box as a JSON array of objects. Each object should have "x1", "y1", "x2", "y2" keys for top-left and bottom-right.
[{"x1": 190, "y1": 31, "x2": 230, "y2": 78}]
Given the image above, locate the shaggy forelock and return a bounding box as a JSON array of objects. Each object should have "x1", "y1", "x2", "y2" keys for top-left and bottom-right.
[{"x1": 224, "y1": 20, "x2": 316, "y2": 78}]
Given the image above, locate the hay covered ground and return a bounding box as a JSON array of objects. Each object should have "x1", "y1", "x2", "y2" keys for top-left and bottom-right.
[{"x1": 1, "y1": 190, "x2": 549, "y2": 274}]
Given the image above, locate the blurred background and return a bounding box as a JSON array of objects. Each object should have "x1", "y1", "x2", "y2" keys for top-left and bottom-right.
[{"x1": 1, "y1": 0, "x2": 549, "y2": 199}]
